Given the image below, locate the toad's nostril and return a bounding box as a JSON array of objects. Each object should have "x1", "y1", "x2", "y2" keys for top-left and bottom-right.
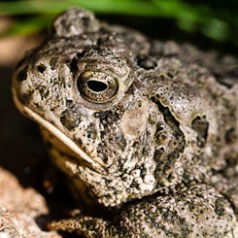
[
  {"x1": 17, "y1": 67, "x2": 28, "y2": 82},
  {"x1": 87, "y1": 80, "x2": 108, "y2": 92},
  {"x1": 37, "y1": 64, "x2": 46, "y2": 74}
]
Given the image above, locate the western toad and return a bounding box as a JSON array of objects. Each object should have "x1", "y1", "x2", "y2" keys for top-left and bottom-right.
[{"x1": 12, "y1": 8, "x2": 238, "y2": 237}]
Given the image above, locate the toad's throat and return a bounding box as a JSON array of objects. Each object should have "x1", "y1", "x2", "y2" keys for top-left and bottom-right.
[{"x1": 12, "y1": 88, "x2": 106, "y2": 171}]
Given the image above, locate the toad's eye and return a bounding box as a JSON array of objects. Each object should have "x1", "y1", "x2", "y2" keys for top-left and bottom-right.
[
  {"x1": 87, "y1": 80, "x2": 108, "y2": 92},
  {"x1": 77, "y1": 71, "x2": 119, "y2": 103}
]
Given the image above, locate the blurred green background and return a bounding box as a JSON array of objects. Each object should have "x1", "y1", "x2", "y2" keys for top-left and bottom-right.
[{"x1": 0, "y1": 0, "x2": 238, "y2": 55}]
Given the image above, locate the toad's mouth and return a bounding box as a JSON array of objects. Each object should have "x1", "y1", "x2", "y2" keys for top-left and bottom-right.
[{"x1": 12, "y1": 88, "x2": 106, "y2": 172}]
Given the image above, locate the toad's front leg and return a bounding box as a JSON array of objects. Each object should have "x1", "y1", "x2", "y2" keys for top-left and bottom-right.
[{"x1": 48, "y1": 184, "x2": 237, "y2": 238}]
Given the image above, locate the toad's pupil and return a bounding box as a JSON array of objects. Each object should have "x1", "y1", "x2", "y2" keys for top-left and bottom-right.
[{"x1": 87, "y1": 80, "x2": 108, "y2": 92}]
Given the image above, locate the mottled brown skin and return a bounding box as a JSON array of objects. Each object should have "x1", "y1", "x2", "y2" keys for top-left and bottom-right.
[{"x1": 12, "y1": 8, "x2": 238, "y2": 237}]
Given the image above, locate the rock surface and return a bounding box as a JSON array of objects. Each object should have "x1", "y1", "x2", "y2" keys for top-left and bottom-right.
[{"x1": 0, "y1": 168, "x2": 60, "y2": 238}]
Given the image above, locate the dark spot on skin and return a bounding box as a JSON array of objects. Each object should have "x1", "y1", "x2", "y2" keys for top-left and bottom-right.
[
  {"x1": 225, "y1": 127, "x2": 237, "y2": 144},
  {"x1": 137, "y1": 100, "x2": 142, "y2": 107},
  {"x1": 94, "y1": 110, "x2": 120, "y2": 127},
  {"x1": 17, "y1": 66, "x2": 28, "y2": 82},
  {"x1": 215, "y1": 198, "x2": 226, "y2": 216},
  {"x1": 69, "y1": 58, "x2": 78, "y2": 73},
  {"x1": 66, "y1": 99, "x2": 74, "y2": 107},
  {"x1": 97, "y1": 143, "x2": 104, "y2": 155},
  {"x1": 37, "y1": 64, "x2": 46, "y2": 73},
  {"x1": 154, "y1": 159, "x2": 170, "y2": 183},
  {"x1": 49, "y1": 57, "x2": 58, "y2": 70},
  {"x1": 76, "y1": 138, "x2": 83, "y2": 145},
  {"x1": 167, "y1": 72, "x2": 174, "y2": 79},
  {"x1": 96, "y1": 37, "x2": 103, "y2": 46},
  {"x1": 102, "y1": 155, "x2": 108, "y2": 163},
  {"x1": 137, "y1": 55, "x2": 157, "y2": 70},
  {"x1": 155, "y1": 123, "x2": 164, "y2": 133},
  {"x1": 214, "y1": 73, "x2": 234, "y2": 88},
  {"x1": 94, "y1": 112, "x2": 100, "y2": 118},
  {"x1": 20, "y1": 92, "x2": 33, "y2": 104},
  {"x1": 130, "y1": 180, "x2": 139, "y2": 189},
  {"x1": 155, "y1": 131, "x2": 167, "y2": 145},
  {"x1": 140, "y1": 166, "x2": 147, "y2": 178},
  {"x1": 214, "y1": 66, "x2": 238, "y2": 88},
  {"x1": 86, "y1": 123, "x2": 97, "y2": 140},
  {"x1": 191, "y1": 115, "x2": 209, "y2": 147},
  {"x1": 153, "y1": 147, "x2": 166, "y2": 162},
  {"x1": 115, "y1": 134, "x2": 127, "y2": 150},
  {"x1": 37, "y1": 85, "x2": 49, "y2": 99},
  {"x1": 60, "y1": 107, "x2": 82, "y2": 130},
  {"x1": 97, "y1": 143, "x2": 108, "y2": 163},
  {"x1": 76, "y1": 51, "x2": 87, "y2": 59},
  {"x1": 81, "y1": 16, "x2": 91, "y2": 28}
]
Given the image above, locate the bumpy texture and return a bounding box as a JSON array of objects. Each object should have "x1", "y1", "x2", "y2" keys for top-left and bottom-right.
[{"x1": 12, "y1": 8, "x2": 238, "y2": 237}]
